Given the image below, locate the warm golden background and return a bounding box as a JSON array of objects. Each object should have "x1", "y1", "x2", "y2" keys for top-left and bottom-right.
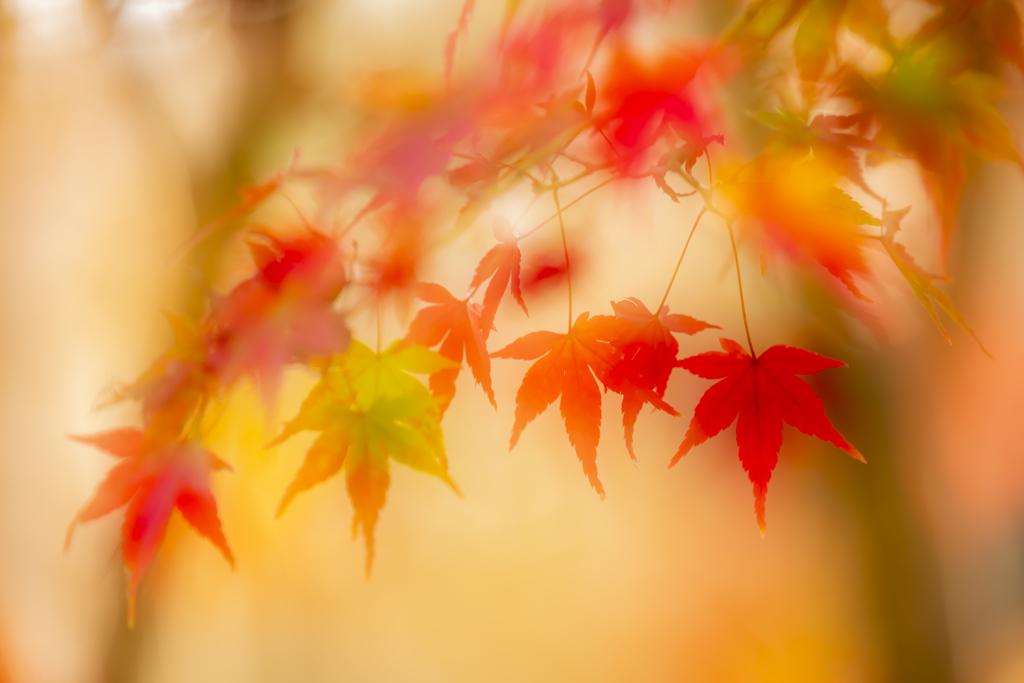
[{"x1": 1, "y1": 0, "x2": 1023, "y2": 681}]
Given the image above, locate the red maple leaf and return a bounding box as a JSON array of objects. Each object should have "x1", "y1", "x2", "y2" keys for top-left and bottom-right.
[
  {"x1": 600, "y1": 48, "x2": 705, "y2": 163},
  {"x1": 470, "y1": 218, "x2": 528, "y2": 338},
  {"x1": 206, "y1": 229, "x2": 350, "y2": 405},
  {"x1": 670, "y1": 338, "x2": 863, "y2": 533},
  {"x1": 403, "y1": 282, "x2": 495, "y2": 415},
  {"x1": 607, "y1": 298, "x2": 717, "y2": 458},
  {"x1": 65, "y1": 429, "x2": 233, "y2": 625},
  {"x1": 493, "y1": 312, "x2": 678, "y2": 496}
]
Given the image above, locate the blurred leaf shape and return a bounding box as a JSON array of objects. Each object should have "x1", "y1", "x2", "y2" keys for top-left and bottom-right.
[
  {"x1": 66, "y1": 430, "x2": 234, "y2": 626},
  {"x1": 839, "y1": 44, "x2": 1021, "y2": 256},
  {"x1": 722, "y1": 154, "x2": 881, "y2": 300},
  {"x1": 880, "y1": 207, "x2": 991, "y2": 356},
  {"x1": 273, "y1": 341, "x2": 458, "y2": 575}
]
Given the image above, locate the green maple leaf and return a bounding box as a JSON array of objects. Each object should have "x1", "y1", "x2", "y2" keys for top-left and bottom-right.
[
  {"x1": 880, "y1": 207, "x2": 991, "y2": 357},
  {"x1": 273, "y1": 340, "x2": 459, "y2": 574},
  {"x1": 728, "y1": 0, "x2": 895, "y2": 75}
]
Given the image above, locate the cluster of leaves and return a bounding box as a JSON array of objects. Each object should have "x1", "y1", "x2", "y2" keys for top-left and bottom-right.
[{"x1": 68, "y1": 0, "x2": 1020, "y2": 622}]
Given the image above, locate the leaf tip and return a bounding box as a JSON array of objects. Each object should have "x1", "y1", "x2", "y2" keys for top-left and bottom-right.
[
  {"x1": 276, "y1": 486, "x2": 300, "y2": 519},
  {"x1": 63, "y1": 520, "x2": 78, "y2": 554},
  {"x1": 445, "y1": 475, "x2": 465, "y2": 498},
  {"x1": 669, "y1": 434, "x2": 697, "y2": 468},
  {"x1": 754, "y1": 483, "x2": 767, "y2": 536}
]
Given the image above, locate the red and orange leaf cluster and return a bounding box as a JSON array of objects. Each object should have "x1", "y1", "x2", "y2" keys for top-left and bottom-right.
[
  {"x1": 493, "y1": 304, "x2": 703, "y2": 494},
  {"x1": 65, "y1": 0, "x2": 1024, "y2": 623},
  {"x1": 607, "y1": 298, "x2": 717, "y2": 458}
]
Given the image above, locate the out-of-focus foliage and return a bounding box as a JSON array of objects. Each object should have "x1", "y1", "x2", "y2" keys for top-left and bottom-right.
[{"x1": 59, "y1": 0, "x2": 1023, "y2": 631}]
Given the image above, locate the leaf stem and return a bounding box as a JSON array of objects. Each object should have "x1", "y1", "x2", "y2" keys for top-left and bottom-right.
[
  {"x1": 518, "y1": 176, "x2": 621, "y2": 240},
  {"x1": 727, "y1": 220, "x2": 755, "y2": 357},
  {"x1": 375, "y1": 299, "x2": 382, "y2": 355},
  {"x1": 281, "y1": 190, "x2": 314, "y2": 233},
  {"x1": 550, "y1": 167, "x2": 572, "y2": 330},
  {"x1": 375, "y1": 299, "x2": 382, "y2": 397},
  {"x1": 675, "y1": 165, "x2": 731, "y2": 222},
  {"x1": 659, "y1": 207, "x2": 706, "y2": 311}
]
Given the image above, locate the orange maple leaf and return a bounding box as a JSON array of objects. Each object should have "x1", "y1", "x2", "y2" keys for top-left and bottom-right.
[
  {"x1": 723, "y1": 154, "x2": 881, "y2": 300},
  {"x1": 493, "y1": 311, "x2": 678, "y2": 496},
  {"x1": 470, "y1": 218, "x2": 528, "y2": 338},
  {"x1": 404, "y1": 282, "x2": 495, "y2": 415}
]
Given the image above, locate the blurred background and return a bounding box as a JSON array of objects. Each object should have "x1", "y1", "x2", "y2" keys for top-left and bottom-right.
[{"x1": 1, "y1": 0, "x2": 1023, "y2": 681}]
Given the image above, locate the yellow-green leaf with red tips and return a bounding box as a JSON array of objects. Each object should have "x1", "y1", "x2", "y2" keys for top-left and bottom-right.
[{"x1": 273, "y1": 339, "x2": 459, "y2": 575}]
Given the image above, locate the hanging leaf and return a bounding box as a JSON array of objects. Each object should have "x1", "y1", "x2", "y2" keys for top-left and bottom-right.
[
  {"x1": 66, "y1": 430, "x2": 233, "y2": 626},
  {"x1": 671, "y1": 338, "x2": 862, "y2": 534}
]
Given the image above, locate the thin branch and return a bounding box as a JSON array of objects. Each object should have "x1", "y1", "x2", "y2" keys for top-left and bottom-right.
[
  {"x1": 726, "y1": 221, "x2": 755, "y2": 357},
  {"x1": 518, "y1": 176, "x2": 621, "y2": 239},
  {"x1": 675, "y1": 165, "x2": 731, "y2": 222},
  {"x1": 281, "y1": 190, "x2": 314, "y2": 232},
  {"x1": 452, "y1": 151, "x2": 545, "y2": 186},
  {"x1": 550, "y1": 166, "x2": 573, "y2": 330},
  {"x1": 659, "y1": 207, "x2": 707, "y2": 311}
]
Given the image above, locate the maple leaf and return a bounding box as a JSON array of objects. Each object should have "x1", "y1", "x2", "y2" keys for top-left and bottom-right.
[
  {"x1": 66, "y1": 429, "x2": 233, "y2": 625},
  {"x1": 758, "y1": 110, "x2": 891, "y2": 200},
  {"x1": 654, "y1": 135, "x2": 724, "y2": 202},
  {"x1": 722, "y1": 154, "x2": 882, "y2": 300},
  {"x1": 273, "y1": 341, "x2": 458, "y2": 574},
  {"x1": 493, "y1": 312, "x2": 678, "y2": 496},
  {"x1": 726, "y1": 0, "x2": 895, "y2": 74},
  {"x1": 447, "y1": 157, "x2": 500, "y2": 192},
  {"x1": 470, "y1": 217, "x2": 528, "y2": 339},
  {"x1": 607, "y1": 298, "x2": 718, "y2": 459},
  {"x1": 499, "y1": 3, "x2": 602, "y2": 97},
  {"x1": 363, "y1": 207, "x2": 431, "y2": 298},
  {"x1": 670, "y1": 338, "x2": 863, "y2": 534},
  {"x1": 839, "y1": 44, "x2": 1021, "y2": 255},
  {"x1": 600, "y1": 48, "x2": 704, "y2": 162},
  {"x1": 492, "y1": 87, "x2": 589, "y2": 162},
  {"x1": 793, "y1": 0, "x2": 895, "y2": 80},
  {"x1": 880, "y1": 207, "x2": 991, "y2": 356},
  {"x1": 403, "y1": 282, "x2": 495, "y2": 416},
  {"x1": 206, "y1": 229, "x2": 350, "y2": 406},
  {"x1": 337, "y1": 111, "x2": 463, "y2": 216},
  {"x1": 914, "y1": 0, "x2": 1024, "y2": 74}
]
